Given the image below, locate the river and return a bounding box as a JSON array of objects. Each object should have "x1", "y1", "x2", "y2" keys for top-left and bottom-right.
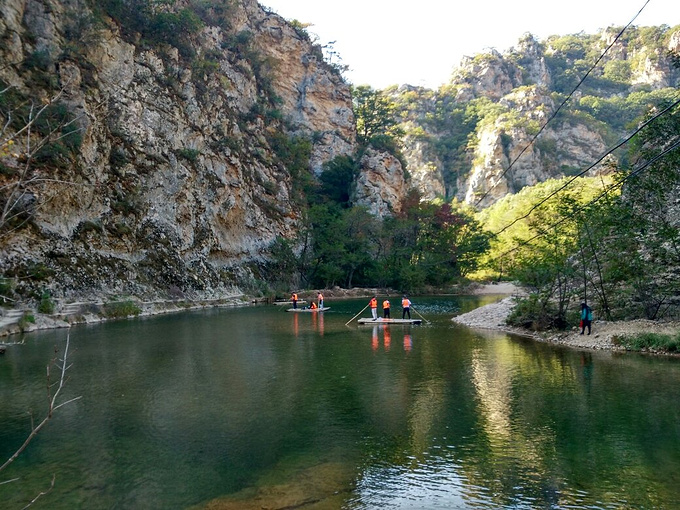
[{"x1": 1, "y1": 295, "x2": 679, "y2": 509}]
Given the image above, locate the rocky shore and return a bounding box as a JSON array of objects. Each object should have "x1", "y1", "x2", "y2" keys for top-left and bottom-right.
[
  {"x1": 453, "y1": 284, "x2": 680, "y2": 354},
  {"x1": 0, "y1": 294, "x2": 249, "y2": 339}
]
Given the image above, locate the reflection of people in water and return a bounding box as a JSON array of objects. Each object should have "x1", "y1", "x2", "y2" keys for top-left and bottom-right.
[
  {"x1": 293, "y1": 313, "x2": 299, "y2": 337},
  {"x1": 383, "y1": 326, "x2": 391, "y2": 350},
  {"x1": 404, "y1": 333, "x2": 412, "y2": 351},
  {"x1": 319, "y1": 312, "x2": 324, "y2": 336},
  {"x1": 372, "y1": 326, "x2": 379, "y2": 351}
]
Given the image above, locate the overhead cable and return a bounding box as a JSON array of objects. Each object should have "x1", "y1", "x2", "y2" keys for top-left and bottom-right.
[
  {"x1": 492, "y1": 96, "x2": 680, "y2": 236},
  {"x1": 492, "y1": 136, "x2": 680, "y2": 262},
  {"x1": 472, "y1": 0, "x2": 652, "y2": 209}
]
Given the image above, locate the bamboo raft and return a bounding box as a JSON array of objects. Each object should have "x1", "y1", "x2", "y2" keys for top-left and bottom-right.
[
  {"x1": 286, "y1": 307, "x2": 331, "y2": 312},
  {"x1": 357, "y1": 318, "x2": 422, "y2": 324}
]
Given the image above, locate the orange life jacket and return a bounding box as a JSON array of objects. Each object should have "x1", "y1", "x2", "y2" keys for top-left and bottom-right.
[
  {"x1": 382, "y1": 300, "x2": 390, "y2": 309},
  {"x1": 310, "y1": 302, "x2": 317, "y2": 309},
  {"x1": 370, "y1": 298, "x2": 377, "y2": 308},
  {"x1": 402, "y1": 298, "x2": 410, "y2": 308},
  {"x1": 292, "y1": 293, "x2": 298, "y2": 300}
]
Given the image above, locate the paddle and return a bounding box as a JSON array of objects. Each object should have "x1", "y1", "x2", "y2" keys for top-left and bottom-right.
[
  {"x1": 411, "y1": 306, "x2": 431, "y2": 324},
  {"x1": 345, "y1": 302, "x2": 370, "y2": 325}
]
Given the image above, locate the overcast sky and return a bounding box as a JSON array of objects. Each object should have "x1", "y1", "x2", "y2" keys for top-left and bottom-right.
[{"x1": 260, "y1": 0, "x2": 680, "y2": 89}]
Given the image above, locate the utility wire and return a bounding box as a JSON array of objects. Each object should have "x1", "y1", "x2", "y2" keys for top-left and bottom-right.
[
  {"x1": 492, "y1": 96, "x2": 680, "y2": 236},
  {"x1": 472, "y1": 0, "x2": 652, "y2": 209},
  {"x1": 491, "y1": 136, "x2": 680, "y2": 262}
]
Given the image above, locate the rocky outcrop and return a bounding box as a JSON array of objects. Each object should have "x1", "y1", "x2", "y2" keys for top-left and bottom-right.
[
  {"x1": 0, "y1": 0, "x2": 355, "y2": 303},
  {"x1": 463, "y1": 86, "x2": 609, "y2": 206},
  {"x1": 397, "y1": 28, "x2": 679, "y2": 207},
  {"x1": 237, "y1": 1, "x2": 355, "y2": 173},
  {"x1": 353, "y1": 148, "x2": 408, "y2": 217}
]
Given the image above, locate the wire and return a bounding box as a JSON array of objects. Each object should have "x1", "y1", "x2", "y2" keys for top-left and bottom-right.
[
  {"x1": 491, "y1": 136, "x2": 680, "y2": 262},
  {"x1": 492, "y1": 97, "x2": 680, "y2": 236},
  {"x1": 472, "y1": 0, "x2": 652, "y2": 209}
]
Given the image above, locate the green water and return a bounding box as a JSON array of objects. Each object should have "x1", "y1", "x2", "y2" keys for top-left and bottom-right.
[{"x1": 1, "y1": 296, "x2": 679, "y2": 509}]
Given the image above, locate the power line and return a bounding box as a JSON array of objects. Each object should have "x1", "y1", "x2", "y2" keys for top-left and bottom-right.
[
  {"x1": 472, "y1": 0, "x2": 652, "y2": 209},
  {"x1": 491, "y1": 136, "x2": 680, "y2": 262},
  {"x1": 492, "y1": 96, "x2": 680, "y2": 236}
]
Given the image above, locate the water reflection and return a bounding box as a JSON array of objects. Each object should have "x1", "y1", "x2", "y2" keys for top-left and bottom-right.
[
  {"x1": 370, "y1": 325, "x2": 413, "y2": 353},
  {"x1": 2, "y1": 298, "x2": 680, "y2": 509}
]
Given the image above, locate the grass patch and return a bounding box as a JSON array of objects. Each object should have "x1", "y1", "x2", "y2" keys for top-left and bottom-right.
[
  {"x1": 615, "y1": 332, "x2": 680, "y2": 353},
  {"x1": 103, "y1": 300, "x2": 141, "y2": 319}
]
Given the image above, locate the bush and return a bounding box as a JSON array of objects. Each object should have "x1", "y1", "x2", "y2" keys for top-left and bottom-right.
[
  {"x1": 103, "y1": 300, "x2": 141, "y2": 318},
  {"x1": 18, "y1": 311, "x2": 36, "y2": 330},
  {"x1": 38, "y1": 291, "x2": 55, "y2": 314},
  {"x1": 615, "y1": 332, "x2": 680, "y2": 352},
  {"x1": 178, "y1": 148, "x2": 200, "y2": 162},
  {"x1": 506, "y1": 295, "x2": 564, "y2": 331}
]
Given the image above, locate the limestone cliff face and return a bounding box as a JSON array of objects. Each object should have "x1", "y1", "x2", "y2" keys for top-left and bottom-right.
[
  {"x1": 0, "y1": 0, "x2": 355, "y2": 301},
  {"x1": 352, "y1": 148, "x2": 408, "y2": 217},
  {"x1": 464, "y1": 86, "x2": 609, "y2": 206},
  {"x1": 397, "y1": 29, "x2": 680, "y2": 207}
]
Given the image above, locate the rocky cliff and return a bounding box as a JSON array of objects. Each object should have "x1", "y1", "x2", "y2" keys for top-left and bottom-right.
[
  {"x1": 396, "y1": 28, "x2": 680, "y2": 207},
  {"x1": 0, "y1": 0, "x2": 355, "y2": 303}
]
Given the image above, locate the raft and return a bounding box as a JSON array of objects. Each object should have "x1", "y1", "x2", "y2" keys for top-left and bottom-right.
[
  {"x1": 286, "y1": 307, "x2": 331, "y2": 312},
  {"x1": 357, "y1": 318, "x2": 422, "y2": 324}
]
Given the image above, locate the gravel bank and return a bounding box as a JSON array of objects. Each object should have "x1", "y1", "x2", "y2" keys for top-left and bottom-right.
[{"x1": 452, "y1": 285, "x2": 680, "y2": 354}]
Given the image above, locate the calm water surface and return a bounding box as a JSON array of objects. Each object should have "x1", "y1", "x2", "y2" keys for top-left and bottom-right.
[{"x1": 1, "y1": 295, "x2": 679, "y2": 509}]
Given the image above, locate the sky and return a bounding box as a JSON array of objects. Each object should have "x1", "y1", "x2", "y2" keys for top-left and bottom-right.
[{"x1": 260, "y1": 0, "x2": 680, "y2": 89}]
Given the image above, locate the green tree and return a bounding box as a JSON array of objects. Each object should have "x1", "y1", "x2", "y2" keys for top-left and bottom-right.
[{"x1": 351, "y1": 85, "x2": 402, "y2": 146}]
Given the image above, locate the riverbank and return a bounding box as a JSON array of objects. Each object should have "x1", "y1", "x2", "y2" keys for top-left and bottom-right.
[
  {"x1": 454, "y1": 284, "x2": 680, "y2": 354},
  {"x1": 0, "y1": 294, "x2": 250, "y2": 340}
]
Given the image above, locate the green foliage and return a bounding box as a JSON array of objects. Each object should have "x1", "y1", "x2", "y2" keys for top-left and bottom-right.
[
  {"x1": 603, "y1": 60, "x2": 632, "y2": 83},
  {"x1": 38, "y1": 291, "x2": 55, "y2": 314},
  {"x1": 97, "y1": 0, "x2": 204, "y2": 58},
  {"x1": 178, "y1": 148, "x2": 200, "y2": 162},
  {"x1": 317, "y1": 155, "x2": 358, "y2": 207},
  {"x1": 615, "y1": 332, "x2": 680, "y2": 352},
  {"x1": 352, "y1": 85, "x2": 403, "y2": 147},
  {"x1": 266, "y1": 132, "x2": 313, "y2": 204},
  {"x1": 506, "y1": 294, "x2": 560, "y2": 330},
  {"x1": 103, "y1": 300, "x2": 142, "y2": 318},
  {"x1": 305, "y1": 204, "x2": 380, "y2": 288},
  {"x1": 18, "y1": 311, "x2": 36, "y2": 330},
  {"x1": 288, "y1": 19, "x2": 313, "y2": 41},
  {"x1": 265, "y1": 236, "x2": 299, "y2": 290}
]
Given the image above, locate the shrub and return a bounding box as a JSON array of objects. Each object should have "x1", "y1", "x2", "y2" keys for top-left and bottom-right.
[
  {"x1": 615, "y1": 332, "x2": 680, "y2": 352},
  {"x1": 506, "y1": 295, "x2": 563, "y2": 331},
  {"x1": 178, "y1": 148, "x2": 200, "y2": 162},
  {"x1": 18, "y1": 311, "x2": 36, "y2": 331},
  {"x1": 103, "y1": 300, "x2": 141, "y2": 318},
  {"x1": 38, "y1": 291, "x2": 55, "y2": 314}
]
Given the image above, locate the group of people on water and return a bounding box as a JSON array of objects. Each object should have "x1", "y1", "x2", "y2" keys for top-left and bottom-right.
[
  {"x1": 369, "y1": 295, "x2": 412, "y2": 320},
  {"x1": 290, "y1": 291, "x2": 324, "y2": 310},
  {"x1": 290, "y1": 291, "x2": 414, "y2": 320}
]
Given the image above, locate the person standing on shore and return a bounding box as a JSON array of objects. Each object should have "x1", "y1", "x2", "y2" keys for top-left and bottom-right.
[
  {"x1": 382, "y1": 298, "x2": 391, "y2": 319},
  {"x1": 402, "y1": 296, "x2": 412, "y2": 319},
  {"x1": 370, "y1": 296, "x2": 378, "y2": 320},
  {"x1": 580, "y1": 302, "x2": 593, "y2": 335}
]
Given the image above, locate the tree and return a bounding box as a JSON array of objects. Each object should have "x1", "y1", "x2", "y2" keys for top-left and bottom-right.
[
  {"x1": 1, "y1": 83, "x2": 83, "y2": 239},
  {"x1": 351, "y1": 85, "x2": 402, "y2": 146}
]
